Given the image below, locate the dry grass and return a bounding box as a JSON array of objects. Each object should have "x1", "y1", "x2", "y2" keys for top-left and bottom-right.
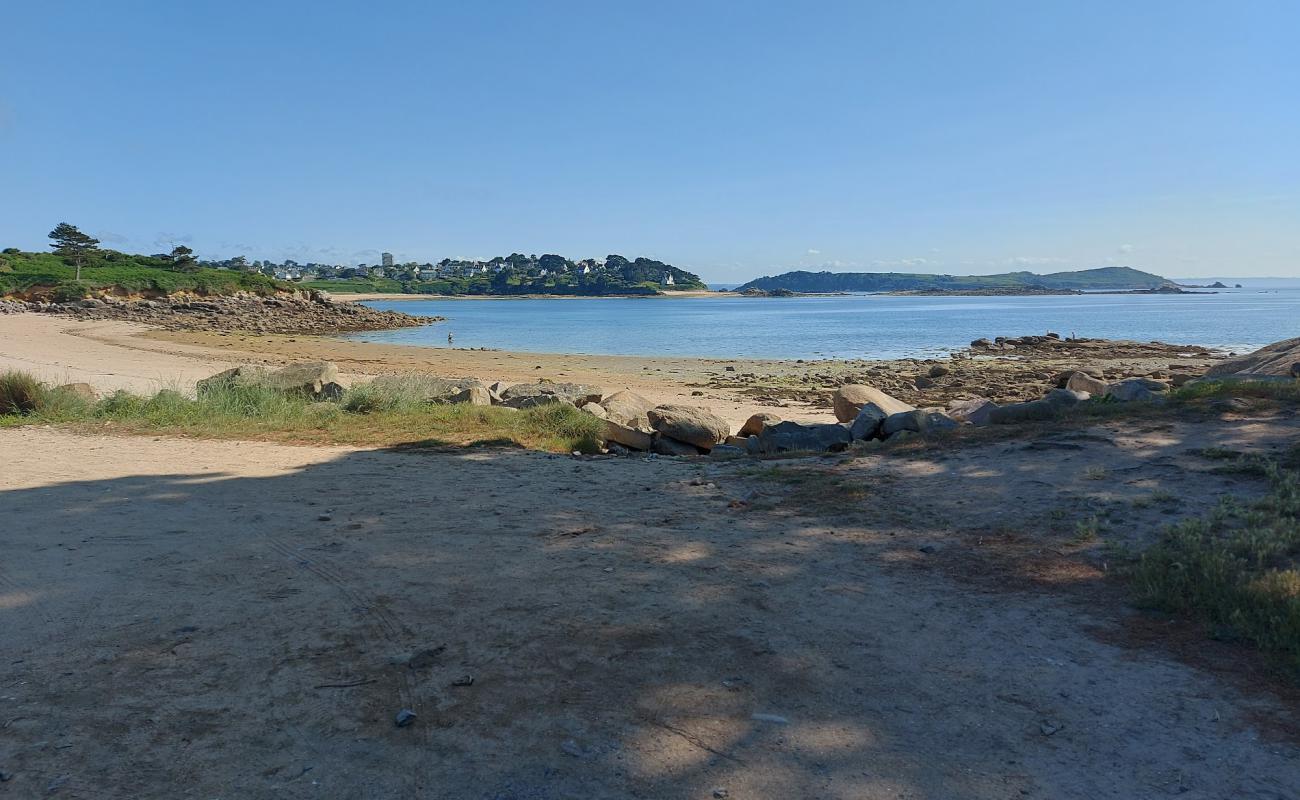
[{"x1": 0, "y1": 371, "x2": 605, "y2": 453}]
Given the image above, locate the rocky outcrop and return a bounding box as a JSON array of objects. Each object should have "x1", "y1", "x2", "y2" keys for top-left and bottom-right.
[
  {"x1": 500, "y1": 382, "x2": 603, "y2": 409},
  {"x1": 757, "y1": 421, "x2": 852, "y2": 454},
  {"x1": 647, "y1": 405, "x2": 730, "y2": 450},
  {"x1": 1203, "y1": 337, "x2": 1300, "y2": 381},
  {"x1": 881, "y1": 409, "x2": 959, "y2": 437},
  {"x1": 9, "y1": 292, "x2": 431, "y2": 334},
  {"x1": 198, "y1": 361, "x2": 344, "y2": 401},
  {"x1": 831, "y1": 384, "x2": 913, "y2": 423}
]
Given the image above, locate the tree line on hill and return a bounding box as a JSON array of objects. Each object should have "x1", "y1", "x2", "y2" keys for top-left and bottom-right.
[{"x1": 2, "y1": 223, "x2": 707, "y2": 297}]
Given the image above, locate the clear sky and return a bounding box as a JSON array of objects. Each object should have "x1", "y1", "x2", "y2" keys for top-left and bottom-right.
[{"x1": 2, "y1": 1, "x2": 1297, "y2": 281}]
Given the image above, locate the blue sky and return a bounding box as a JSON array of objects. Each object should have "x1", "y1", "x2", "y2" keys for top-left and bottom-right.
[{"x1": 2, "y1": 1, "x2": 1297, "y2": 281}]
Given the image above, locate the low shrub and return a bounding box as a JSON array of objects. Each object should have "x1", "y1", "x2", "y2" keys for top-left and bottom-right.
[{"x1": 0, "y1": 371, "x2": 46, "y2": 414}]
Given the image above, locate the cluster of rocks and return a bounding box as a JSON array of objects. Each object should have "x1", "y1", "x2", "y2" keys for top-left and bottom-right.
[
  {"x1": 0, "y1": 299, "x2": 27, "y2": 315},
  {"x1": 968, "y1": 333, "x2": 1216, "y2": 359},
  {"x1": 6, "y1": 291, "x2": 431, "y2": 334}
]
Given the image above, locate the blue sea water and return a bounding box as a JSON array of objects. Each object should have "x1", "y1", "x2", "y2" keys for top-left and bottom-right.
[{"x1": 350, "y1": 288, "x2": 1300, "y2": 361}]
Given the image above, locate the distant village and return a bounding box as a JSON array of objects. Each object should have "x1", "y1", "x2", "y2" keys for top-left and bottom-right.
[{"x1": 196, "y1": 252, "x2": 688, "y2": 287}]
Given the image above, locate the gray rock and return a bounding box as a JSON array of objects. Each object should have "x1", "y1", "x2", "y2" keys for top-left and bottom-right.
[
  {"x1": 371, "y1": 374, "x2": 485, "y2": 404},
  {"x1": 1204, "y1": 336, "x2": 1300, "y2": 380},
  {"x1": 737, "y1": 412, "x2": 782, "y2": 437},
  {"x1": 1106, "y1": 377, "x2": 1170, "y2": 402},
  {"x1": 599, "y1": 390, "x2": 654, "y2": 427},
  {"x1": 601, "y1": 420, "x2": 654, "y2": 451},
  {"x1": 757, "y1": 421, "x2": 852, "y2": 454},
  {"x1": 449, "y1": 385, "x2": 492, "y2": 406},
  {"x1": 709, "y1": 444, "x2": 747, "y2": 458},
  {"x1": 881, "y1": 409, "x2": 958, "y2": 437},
  {"x1": 501, "y1": 382, "x2": 602, "y2": 409},
  {"x1": 579, "y1": 401, "x2": 608, "y2": 419},
  {"x1": 947, "y1": 397, "x2": 998, "y2": 426},
  {"x1": 263, "y1": 361, "x2": 342, "y2": 397},
  {"x1": 831, "y1": 384, "x2": 914, "y2": 424},
  {"x1": 1045, "y1": 387, "x2": 1090, "y2": 405},
  {"x1": 988, "y1": 391, "x2": 1084, "y2": 424},
  {"x1": 395, "y1": 709, "x2": 416, "y2": 727},
  {"x1": 1064, "y1": 372, "x2": 1108, "y2": 395},
  {"x1": 849, "y1": 404, "x2": 888, "y2": 439},
  {"x1": 651, "y1": 435, "x2": 703, "y2": 456},
  {"x1": 647, "y1": 404, "x2": 730, "y2": 449},
  {"x1": 928, "y1": 364, "x2": 950, "y2": 378},
  {"x1": 914, "y1": 376, "x2": 936, "y2": 389}
]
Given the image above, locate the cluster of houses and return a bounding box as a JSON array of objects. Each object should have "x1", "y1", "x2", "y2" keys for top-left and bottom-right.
[{"x1": 202, "y1": 253, "x2": 678, "y2": 285}]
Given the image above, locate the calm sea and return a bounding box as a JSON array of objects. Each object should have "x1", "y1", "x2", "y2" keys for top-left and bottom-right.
[{"x1": 350, "y1": 288, "x2": 1300, "y2": 361}]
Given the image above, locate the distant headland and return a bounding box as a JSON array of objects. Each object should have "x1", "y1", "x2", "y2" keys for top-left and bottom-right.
[{"x1": 735, "y1": 266, "x2": 1179, "y2": 295}]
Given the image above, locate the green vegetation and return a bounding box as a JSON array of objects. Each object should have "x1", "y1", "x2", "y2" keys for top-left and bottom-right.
[
  {"x1": 0, "y1": 371, "x2": 604, "y2": 453},
  {"x1": 0, "y1": 249, "x2": 288, "y2": 299},
  {"x1": 305, "y1": 254, "x2": 708, "y2": 296},
  {"x1": 736, "y1": 266, "x2": 1172, "y2": 294},
  {"x1": 1129, "y1": 455, "x2": 1300, "y2": 676},
  {"x1": 0, "y1": 370, "x2": 45, "y2": 414}
]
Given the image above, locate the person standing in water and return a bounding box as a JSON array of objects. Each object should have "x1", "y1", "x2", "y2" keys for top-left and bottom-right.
[{"x1": 447, "y1": 332, "x2": 454, "y2": 346}]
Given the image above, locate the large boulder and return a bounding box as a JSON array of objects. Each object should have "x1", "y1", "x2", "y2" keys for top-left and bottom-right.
[
  {"x1": 988, "y1": 388, "x2": 1087, "y2": 425},
  {"x1": 757, "y1": 421, "x2": 852, "y2": 454},
  {"x1": 261, "y1": 362, "x2": 341, "y2": 397},
  {"x1": 198, "y1": 362, "x2": 344, "y2": 401},
  {"x1": 602, "y1": 419, "x2": 654, "y2": 451},
  {"x1": 501, "y1": 382, "x2": 603, "y2": 409},
  {"x1": 738, "y1": 412, "x2": 782, "y2": 437},
  {"x1": 370, "y1": 374, "x2": 485, "y2": 404},
  {"x1": 450, "y1": 385, "x2": 493, "y2": 406},
  {"x1": 849, "y1": 404, "x2": 889, "y2": 439},
  {"x1": 196, "y1": 365, "x2": 267, "y2": 396},
  {"x1": 1064, "y1": 372, "x2": 1108, "y2": 395},
  {"x1": 1203, "y1": 337, "x2": 1300, "y2": 380},
  {"x1": 1106, "y1": 377, "x2": 1170, "y2": 402},
  {"x1": 647, "y1": 404, "x2": 730, "y2": 450},
  {"x1": 881, "y1": 409, "x2": 959, "y2": 437},
  {"x1": 831, "y1": 384, "x2": 913, "y2": 423},
  {"x1": 947, "y1": 397, "x2": 998, "y2": 427},
  {"x1": 599, "y1": 390, "x2": 655, "y2": 428}
]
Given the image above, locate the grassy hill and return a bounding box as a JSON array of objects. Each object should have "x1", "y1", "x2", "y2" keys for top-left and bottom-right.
[
  {"x1": 736, "y1": 266, "x2": 1173, "y2": 294},
  {"x1": 0, "y1": 250, "x2": 287, "y2": 301}
]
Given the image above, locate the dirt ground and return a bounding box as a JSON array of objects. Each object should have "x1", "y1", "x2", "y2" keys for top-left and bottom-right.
[{"x1": 3, "y1": 405, "x2": 1298, "y2": 798}]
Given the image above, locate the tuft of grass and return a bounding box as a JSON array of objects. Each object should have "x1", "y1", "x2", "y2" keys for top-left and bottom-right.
[
  {"x1": 1073, "y1": 516, "x2": 1101, "y2": 542},
  {"x1": 0, "y1": 375, "x2": 605, "y2": 454},
  {"x1": 1082, "y1": 466, "x2": 1109, "y2": 481},
  {"x1": 0, "y1": 370, "x2": 46, "y2": 415},
  {"x1": 1128, "y1": 458, "x2": 1300, "y2": 676}
]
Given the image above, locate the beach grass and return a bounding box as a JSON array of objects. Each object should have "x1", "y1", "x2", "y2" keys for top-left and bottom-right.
[
  {"x1": 1128, "y1": 455, "x2": 1300, "y2": 676},
  {"x1": 0, "y1": 371, "x2": 605, "y2": 453}
]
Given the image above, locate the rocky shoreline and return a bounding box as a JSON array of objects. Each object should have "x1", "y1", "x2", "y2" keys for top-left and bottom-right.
[
  {"x1": 0, "y1": 291, "x2": 433, "y2": 334},
  {"x1": 702, "y1": 333, "x2": 1224, "y2": 411}
]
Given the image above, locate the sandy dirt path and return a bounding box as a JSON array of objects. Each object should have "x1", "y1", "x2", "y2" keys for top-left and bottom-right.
[{"x1": 1, "y1": 423, "x2": 1296, "y2": 798}]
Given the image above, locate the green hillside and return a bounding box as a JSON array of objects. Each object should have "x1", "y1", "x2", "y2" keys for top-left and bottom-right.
[
  {"x1": 736, "y1": 266, "x2": 1172, "y2": 294},
  {"x1": 0, "y1": 249, "x2": 287, "y2": 301}
]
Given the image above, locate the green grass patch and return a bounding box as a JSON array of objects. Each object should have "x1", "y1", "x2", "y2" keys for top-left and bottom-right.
[
  {"x1": 0, "y1": 371, "x2": 604, "y2": 453},
  {"x1": 1128, "y1": 458, "x2": 1300, "y2": 677},
  {"x1": 0, "y1": 250, "x2": 289, "y2": 298}
]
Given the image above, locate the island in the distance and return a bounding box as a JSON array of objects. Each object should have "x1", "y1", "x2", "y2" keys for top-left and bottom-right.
[{"x1": 735, "y1": 266, "x2": 1178, "y2": 295}]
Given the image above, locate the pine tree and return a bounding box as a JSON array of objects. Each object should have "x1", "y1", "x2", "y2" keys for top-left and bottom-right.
[
  {"x1": 48, "y1": 222, "x2": 100, "y2": 281},
  {"x1": 168, "y1": 245, "x2": 198, "y2": 272}
]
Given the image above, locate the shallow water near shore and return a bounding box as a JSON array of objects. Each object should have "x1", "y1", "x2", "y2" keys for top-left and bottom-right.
[{"x1": 350, "y1": 288, "x2": 1300, "y2": 360}]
